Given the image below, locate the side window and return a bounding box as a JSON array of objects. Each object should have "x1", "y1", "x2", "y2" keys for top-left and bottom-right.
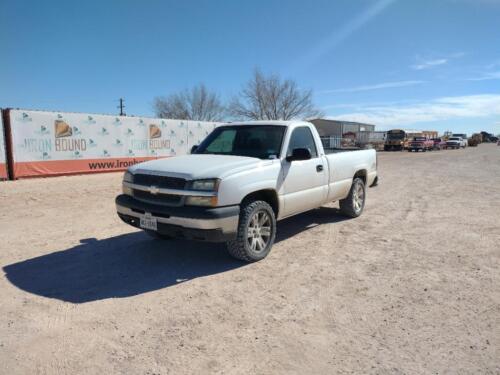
[{"x1": 287, "y1": 127, "x2": 318, "y2": 158}]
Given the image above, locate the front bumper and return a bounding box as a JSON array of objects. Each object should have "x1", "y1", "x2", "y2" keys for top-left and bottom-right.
[{"x1": 115, "y1": 194, "x2": 239, "y2": 242}]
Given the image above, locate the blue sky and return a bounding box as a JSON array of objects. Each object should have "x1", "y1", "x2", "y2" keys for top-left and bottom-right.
[{"x1": 1, "y1": 0, "x2": 499, "y2": 134}]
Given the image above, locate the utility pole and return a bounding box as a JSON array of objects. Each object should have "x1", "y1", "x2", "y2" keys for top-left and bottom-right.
[{"x1": 118, "y1": 98, "x2": 126, "y2": 116}]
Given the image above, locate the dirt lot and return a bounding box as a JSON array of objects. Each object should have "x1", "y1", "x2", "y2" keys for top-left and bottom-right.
[{"x1": 0, "y1": 144, "x2": 499, "y2": 374}]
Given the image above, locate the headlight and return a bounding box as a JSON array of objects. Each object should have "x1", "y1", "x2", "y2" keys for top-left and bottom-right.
[
  {"x1": 185, "y1": 196, "x2": 218, "y2": 207},
  {"x1": 190, "y1": 179, "x2": 219, "y2": 191},
  {"x1": 123, "y1": 171, "x2": 134, "y2": 183},
  {"x1": 122, "y1": 171, "x2": 133, "y2": 195}
]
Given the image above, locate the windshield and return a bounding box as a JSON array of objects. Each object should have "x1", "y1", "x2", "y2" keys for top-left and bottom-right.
[
  {"x1": 388, "y1": 132, "x2": 404, "y2": 140},
  {"x1": 414, "y1": 137, "x2": 426, "y2": 141},
  {"x1": 194, "y1": 125, "x2": 286, "y2": 159}
]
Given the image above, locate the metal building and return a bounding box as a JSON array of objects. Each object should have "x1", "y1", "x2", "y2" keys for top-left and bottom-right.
[{"x1": 309, "y1": 118, "x2": 375, "y2": 137}]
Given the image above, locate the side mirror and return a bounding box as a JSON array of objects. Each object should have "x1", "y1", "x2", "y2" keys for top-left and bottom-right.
[
  {"x1": 286, "y1": 148, "x2": 312, "y2": 162},
  {"x1": 190, "y1": 145, "x2": 198, "y2": 154}
]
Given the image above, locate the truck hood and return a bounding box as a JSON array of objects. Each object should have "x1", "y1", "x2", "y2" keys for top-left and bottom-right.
[{"x1": 129, "y1": 154, "x2": 269, "y2": 180}]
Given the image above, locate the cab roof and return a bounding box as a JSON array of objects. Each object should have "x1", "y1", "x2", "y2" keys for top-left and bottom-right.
[{"x1": 218, "y1": 120, "x2": 312, "y2": 127}]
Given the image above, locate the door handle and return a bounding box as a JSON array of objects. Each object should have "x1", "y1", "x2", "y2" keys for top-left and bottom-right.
[{"x1": 316, "y1": 165, "x2": 324, "y2": 172}]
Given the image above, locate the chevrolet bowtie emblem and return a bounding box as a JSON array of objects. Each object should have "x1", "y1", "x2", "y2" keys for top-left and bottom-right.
[{"x1": 150, "y1": 185, "x2": 159, "y2": 195}]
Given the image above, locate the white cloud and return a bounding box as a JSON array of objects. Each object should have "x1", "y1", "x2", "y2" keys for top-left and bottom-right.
[
  {"x1": 411, "y1": 58, "x2": 448, "y2": 70},
  {"x1": 466, "y1": 71, "x2": 500, "y2": 81},
  {"x1": 319, "y1": 80, "x2": 424, "y2": 94},
  {"x1": 410, "y1": 52, "x2": 465, "y2": 70},
  {"x1": 327, "y1": 94, "x2": 500, "y2": 128}
]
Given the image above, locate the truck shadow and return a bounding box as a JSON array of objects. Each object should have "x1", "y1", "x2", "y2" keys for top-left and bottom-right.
[{"x1": 3, "y1": 207, "x2": 349, "y2": 303}]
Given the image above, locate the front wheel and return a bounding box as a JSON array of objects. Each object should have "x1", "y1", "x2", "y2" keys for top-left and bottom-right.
[
  {"x1": 226, "y1": 200, "x2": 276, "y2": 262},
  {"x1": 339, "y1": 178, "x2": 366, "y2": 218}
]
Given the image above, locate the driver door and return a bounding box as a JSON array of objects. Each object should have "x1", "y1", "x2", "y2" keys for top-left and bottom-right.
[{"x1": 281, "y1": 126, "x2": 328, "y2": 217}]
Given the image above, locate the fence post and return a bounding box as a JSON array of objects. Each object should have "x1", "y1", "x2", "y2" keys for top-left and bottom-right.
[{"x1": 1, "y1": 109, "x2": 15, "y2": 180}]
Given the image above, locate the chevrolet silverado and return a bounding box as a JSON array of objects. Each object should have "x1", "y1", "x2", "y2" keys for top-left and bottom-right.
[{"x1": 116, "y1": 121, "x2": 378, "y2": 262}]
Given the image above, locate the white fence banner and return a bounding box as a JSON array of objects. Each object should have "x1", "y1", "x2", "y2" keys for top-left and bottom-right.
[{"x1": 8, "y1": 109, "x2": 218, "y2": 178}]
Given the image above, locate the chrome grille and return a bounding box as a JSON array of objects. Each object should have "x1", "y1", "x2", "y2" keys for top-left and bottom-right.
[
  {"x1": 133, "y1": 189, "x2": 183, "y2": 206},
  {"x1": 133, "y1": 174, "x2": 186, "y2": 190}
]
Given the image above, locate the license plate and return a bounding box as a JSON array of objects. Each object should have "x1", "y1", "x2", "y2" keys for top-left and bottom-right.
[{"x1": 140, "y1": 213, "x2": 157, "y2": 231}]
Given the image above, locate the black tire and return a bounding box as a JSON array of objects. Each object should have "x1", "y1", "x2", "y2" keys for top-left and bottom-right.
[
  {"x1": 339, "y1": 177, "x2": 366, "y2": 218},
  {"x1": 144, "y1": 230, "x2": 172, "y2": 240},
  {"x1": 226, "y1": 200, "x2": 276, "y2": 262}
]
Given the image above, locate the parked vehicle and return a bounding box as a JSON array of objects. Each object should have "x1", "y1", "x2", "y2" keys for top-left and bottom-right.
[
  {"x1": 408, "y1": 137, "x2": 434, "y2": 152},
  {"x1": 471, "y1": 133, "x2": 483, "y2": 144},
  {"x1": 116, "y1": 121, "x2": 378, "y2": 262},
  {"x1": 431, "y1": 138, "x2": 446, "y2": 150},
  {"x1": 446, "y1": 137, "x2": 466, "y2": 149},
  {"x1": 384, "y1": 129, "x2": 405, "y2": 151},
  {"x1": 452, "y1": 134, "x2": 468, "y2": 147},
  {"x1": 468, "y1": 138, "x2": 479, "y2": 147}
]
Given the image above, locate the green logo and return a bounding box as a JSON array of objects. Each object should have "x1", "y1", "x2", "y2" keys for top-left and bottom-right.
[{"x1": 36, "y1": 125, "x2": 50, "y2": 135}]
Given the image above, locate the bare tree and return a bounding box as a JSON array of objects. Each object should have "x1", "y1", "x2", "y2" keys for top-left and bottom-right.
[
  {"x1": 154, "y1": 84, "x2": 225, "y2": 121},
  {"x1": 228, "y1": 70, "x2": 323, "y2": 121}
]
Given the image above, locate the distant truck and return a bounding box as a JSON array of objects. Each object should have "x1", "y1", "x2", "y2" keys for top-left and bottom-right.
[
  {"x1": 408, "y1": 137, "x2": 434, "y2": 152},
  {"x1": 431, "y1": 138, "x2": 446, "y2": 150},
  {"x1": 452, "y1": 134, "x2": 468, "y2": 147},
  {"x1": 446, "y1": 137, "x2": 466, "y2": 149},
  {"x1": 384, "y1": 129, "x2": 405, "y2": 151}
]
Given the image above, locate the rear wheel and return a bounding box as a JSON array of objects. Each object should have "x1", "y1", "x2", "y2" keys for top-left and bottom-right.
[
  {"x1": 226, "y1": 200, "x2": 276, "y2": 262},
  {"x1": 339, "y1": 178, "x2": 366, "y2": 218}
]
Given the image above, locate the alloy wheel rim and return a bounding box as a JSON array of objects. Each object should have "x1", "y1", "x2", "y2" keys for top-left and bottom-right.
[
  {"x1": 353, "y1": 182, "x2": 365, "y2": 213},
  {"x1": 247, "y1": 210, "x2": 272, "y2": 253}
]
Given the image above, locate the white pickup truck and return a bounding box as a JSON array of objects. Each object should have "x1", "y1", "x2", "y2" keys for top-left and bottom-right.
[
  {"x1": 116, "y1": 121, "x2": 378, "y2": 261},
  {"x1": 446, "y1": 136, "x2": 467, "y2": 149}
]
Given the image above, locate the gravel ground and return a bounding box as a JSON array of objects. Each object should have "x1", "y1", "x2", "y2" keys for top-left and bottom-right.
[{"x1": 0, "y1": 144, "x2": 499, "y2": 374}]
